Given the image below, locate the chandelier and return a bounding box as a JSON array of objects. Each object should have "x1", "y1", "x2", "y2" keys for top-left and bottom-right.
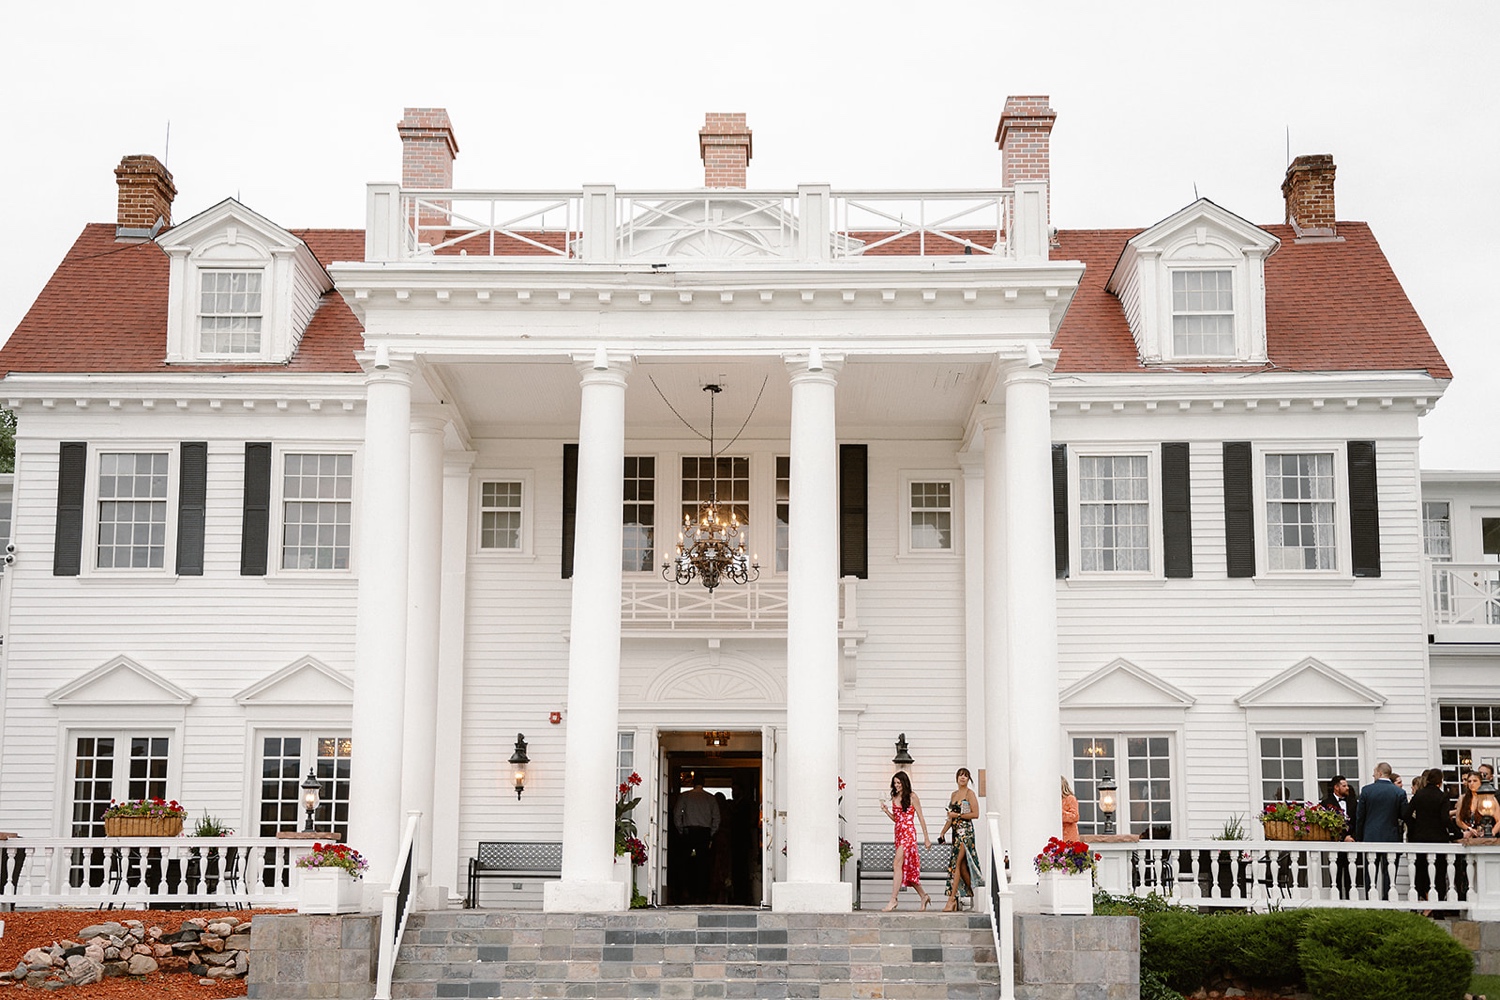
[{"x1": 661, "y1": 383, "x2": 760, "y2": 592}]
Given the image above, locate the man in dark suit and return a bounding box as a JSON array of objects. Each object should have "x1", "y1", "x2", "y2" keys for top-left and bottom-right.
[
  {"x1": 1355, "y1": 762, "x2": 1406, "y2": 900},
  {"x1": 1321, "y1": 775, "x2": 1357, "y2": 898}
]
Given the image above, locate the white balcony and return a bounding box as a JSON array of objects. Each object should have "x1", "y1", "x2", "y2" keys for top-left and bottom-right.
[
  {"x1": 365, "y1": 184, "x2": 1053, "y2": 265},
  {"x1": 1425, "y1": 560, "x2": 1500, "y2": 642},
  {"x1": 619, "y1": 576, "x2": 860, "y2": 633}
]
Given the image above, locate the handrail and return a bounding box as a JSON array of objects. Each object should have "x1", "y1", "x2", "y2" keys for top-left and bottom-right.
[
  {"x1": 374, "y1": 811, "x2": 422, "y2": 1000},
  {"x1": 985, "y1": 812, "x2": 1016, "y2": 1000}
]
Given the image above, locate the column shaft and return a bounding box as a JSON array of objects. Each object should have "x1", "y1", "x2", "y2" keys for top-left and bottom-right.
[
  {"x1": 431, "y1": 452, "x2": 475, "y2": 900},
  {"x1": 402, "y1": 416, "x2": 445, "y2": 885}
]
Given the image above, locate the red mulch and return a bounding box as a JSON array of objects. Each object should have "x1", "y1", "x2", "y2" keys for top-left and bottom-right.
[{"x1": 0, "y1": 908, "x2": 290, "y2": 997}]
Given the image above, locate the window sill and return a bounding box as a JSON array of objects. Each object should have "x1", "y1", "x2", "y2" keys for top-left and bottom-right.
[
  {"x1": 1063, "y1": 576, "x2": 1168, "y2": 589},
  {"x1": 1251, "y1": 575, "x2": 1357, "y2": 588},
  {"x1": 472, "y1": 550, "x2": 538, "y2": 562},
  {"x1": 894, "y1": 550, "x2": 960, "y2": 562}
]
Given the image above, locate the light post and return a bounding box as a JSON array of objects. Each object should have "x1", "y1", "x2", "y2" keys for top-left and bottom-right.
[
  {"x1": 1477, "y1": 776, "x2": 1499, "y2": 838},
  {"x1": 300, "y1": 768, "x2": 322, "y2": 833},
  {"x1": 1098, "y1": 771, "x2": 1118, "y2": 836}
]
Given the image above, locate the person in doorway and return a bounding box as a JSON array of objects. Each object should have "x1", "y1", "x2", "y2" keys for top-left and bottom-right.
[
  {"x1": 1060, "y1": 777, "x2": 1081, "y2": 842},
  {"x1": 1321, "y1": 775, "x2": 1357, "y2": 899},
  {"x1": 937, "y1": 767, "x2": 983, "y2": 911},
  {"x1": 880, "y1": 770, "x2": 931, "y2": 911},
  {"x1": 674, "y1": 775, "x2": 720, "y2": 904},
  {"x1": 1354, "y1": 762, "x2": 1406, "y2": 900},
  {"x1": 709, "y1": 791, "x2": 733, "y2": 904}
]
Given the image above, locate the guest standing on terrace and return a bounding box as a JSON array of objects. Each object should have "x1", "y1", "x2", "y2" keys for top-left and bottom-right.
[
  {"x1": 1355, "y1": 762, "x2": 1406, "y2": 900},
  {"x1": 937, "y1": 768, "x2": 983, "y2": 911},
  {"x1": 1060, "y1": 777, "x2": 1081, "y2": 842},
  {"x1": 1405, "y1": 767, "x2": 1460, "y2": 910},
  {"x1": 880, "y1": 770, "x2": 931, "y2": 911}
]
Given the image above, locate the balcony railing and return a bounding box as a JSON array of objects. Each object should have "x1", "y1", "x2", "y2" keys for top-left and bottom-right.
[
  {"x1": 620, "y1": 576, "x2": 859, "y2": 630},
  {"x1": 364, "y1": 183, "x2": 1053, "y2": 264},
  {"x1": 1094, "y1": 838, "x2": 1500, "y2": 915},
  {"x1": 0, "y1": 836, "x2": 315, "y2": 908},
  {"x1": 1425, "y1": 560, "x2": 1500, "y2": 642}
]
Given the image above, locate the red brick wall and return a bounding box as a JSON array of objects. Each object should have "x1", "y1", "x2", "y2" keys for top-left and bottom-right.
[
  {"x1": 399, "y1": 108, "x2": 459, "y2": 228},
  {"x1": 1282, "y1": 154, "x2": 1336, "y2": 233},
  {"x1": 115, "y1": 155, "x2": 177, "y2": 230},
  {"x1": 699, "y1": 113, "x2": 752, "y2": 188},
  {"x1": 995, "y1": 95, "x2": 1056, "y2": 190}
]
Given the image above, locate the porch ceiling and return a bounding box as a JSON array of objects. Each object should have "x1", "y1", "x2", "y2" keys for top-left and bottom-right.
[{"x1": 428, "y1": 355, "x2": 995, "y2": 441}]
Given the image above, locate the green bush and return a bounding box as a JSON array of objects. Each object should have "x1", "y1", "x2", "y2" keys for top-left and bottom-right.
[
  {"x1": 1141, "y1": 910, "x2": 1220, "y2": 993},
  {"x1": 1298, "y1": 910, "x2": 1471, "y2": 1000},
  {"x1": 1230, "y1": 909, "x2": 1312, "y2": 983},
  {"x1": 1092, "y1": 888, "x2": 1181, "y2": 916}
]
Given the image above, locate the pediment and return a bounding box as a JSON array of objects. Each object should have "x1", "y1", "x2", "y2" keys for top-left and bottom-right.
[
  {"x1": 1060, "y1": 658, "x2": 1195, "y2": 709},
  {"x1": 48, "y1": 656, "x2": 195, "y2": 707},
  {"x1": 1236, "y1": 657, "x2": 1386, "y2": 709},
  {"x1": 642, "y1": 653, "x2": 785, "y2": 704},
  {"x1": 1108, "y1": 198, "x2": 1279, "y2": 288},
  {"x1": 161, "y1": 198, "x2": 313, "y2": 264},
  {"x1": 236, "y1": 656, "x2": 354, "y2": 706}
]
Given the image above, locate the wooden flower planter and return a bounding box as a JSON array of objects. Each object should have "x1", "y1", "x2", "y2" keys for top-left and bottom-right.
[
  {"x1": 103, "y1": 815, "x2": 184, "y2": 837},
  {"x1": 1261, "y1": 820, "x2": 1335, "y2": 841}
]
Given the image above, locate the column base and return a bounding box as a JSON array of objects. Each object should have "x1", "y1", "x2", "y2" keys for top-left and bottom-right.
[
  {"x1": 771, "y1": 880, "x2": 853, "y2": 913},
  {"x1": 543, "y1": 879, "x2": 630, "y2": 913},
  {"x1": 1006, "y1": 881, "x2": 1044, "y2": 914}
]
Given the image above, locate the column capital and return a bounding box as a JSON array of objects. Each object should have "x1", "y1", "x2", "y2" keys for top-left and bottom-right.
[
  {"x1": 364, "y1": 362, "x2": 415, "y2": 389},
  {"x1": 410, "y1": 414, "x2": 448, "y2": 437},
  {"x1": 1000, "y1": 358, "x2": 1054, "y2": 390},
  {"x1": 784, "y1": 349, "x2": 844, "y2": 382},
  {"x1": 573, "y1": 348, "x2": 633, "y2": 383},
  {"x1": 444, "y1": 451, "x2": 478, "y2": 478}
]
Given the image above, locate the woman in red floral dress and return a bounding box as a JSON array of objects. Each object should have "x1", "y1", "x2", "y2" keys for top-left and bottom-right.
[{"x1": 880, "y1": 770, "x2": 932, "y2": 911}]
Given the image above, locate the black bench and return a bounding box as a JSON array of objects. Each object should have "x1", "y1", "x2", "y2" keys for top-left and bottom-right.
[
  {"x1": 465, "y1": 841, "x2": 562, "y2": 908},
  {"x1": 855, "y1": 841, "x2": 953, "y2": 904}
]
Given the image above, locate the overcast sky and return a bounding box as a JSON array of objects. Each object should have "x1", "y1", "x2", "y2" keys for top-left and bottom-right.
[{"x1": 2, "y1": 1, "x2": 1495, "y2": 469}]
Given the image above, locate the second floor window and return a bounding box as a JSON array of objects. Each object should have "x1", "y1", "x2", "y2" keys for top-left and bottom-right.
[
  {"x1": 1265, "y1": 453, "x2": 1336, "y2": 571},
  {"x1": 1078, "y1": 455, "x2": 1150, "y2": 572},
  {"x1": 479, "y1": 481, "x2": 523, "y2": 550},
  {"x1": 1171, "y1": 269, "x2": 1234, "y2": 357},
  {"x1": 199, "y1": 270, "x2": 264, "y2": 355},
  {"x1": 908, "y1": 481, "x2": 953, "y2": 551},
  {"x1": 623, "y1": 457, "x2": 655, "y2": 572},
  {"x1": 682, "y1": 455, "x2": 750, "y2": 550},
  {"x1": 1423, "y1": 502, "x2": 1453, "y2": 560},
  {"x1": 282, "y1": 453, "x2": 353, "y2": 570},
  {"x1": 97, "y1": 452, "x2": 169, "y2": 569}
]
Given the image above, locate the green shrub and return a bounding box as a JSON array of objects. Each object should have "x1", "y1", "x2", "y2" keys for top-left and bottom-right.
[
  {"x1": 1092, "y1": 888, "x2": 1181, "y2": 916},
  {"x1": 1231, "y1": 909, "x2": 1312, "y2": 983},
  {"x1": 1139, "y1": 967, "x2": 1182, "y2": 1000},
  {"x1": 1141, "y1": 910, "x2": 1219, "y2": 993},
  {"x1": 1299, "y1": 910, "x2": 1472, "y2": 1000}
]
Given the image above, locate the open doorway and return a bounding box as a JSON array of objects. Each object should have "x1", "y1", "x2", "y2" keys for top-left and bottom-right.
[{"x1": 658, "y1": 735, "x2": 762, "y2": 906}]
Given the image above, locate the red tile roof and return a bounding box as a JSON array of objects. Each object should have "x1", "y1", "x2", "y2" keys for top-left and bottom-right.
[
  {"x1": 0, "y1": 220, "x2": 1450, "y2": 382},
  {"x1": 1052, "y1": 223, "x2": 1450, "y2": 379}
]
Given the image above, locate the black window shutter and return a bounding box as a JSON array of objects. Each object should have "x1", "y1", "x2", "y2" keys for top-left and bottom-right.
[
  {"x1": 1348, "y1": 440, "x2": 1381, "y2": 578},
  {"x1": 1161, "y1": 442, "x2": 1194, "y2": 579},
  {"x1": 839, "y1": 444, "x2": 869, "y2": 579},
  {"x1": 240, "y1": 443, "x2": 272, "y2": 576},
  {"x1": 175, "y1": 442, "x2": 208, "y2": 576},
  {"x1": 1223, "y1": 441, "x2": 1256, "y2": 578},
  {"x1": 561, "y1": 443, "x2": 579, "y2": 579},
  {"x1": 1052, "y1": 443, "x2": 1069, "y2": 579},
  {"x1": 53, "y1": 442, "x2": 87, "y2": 576}
]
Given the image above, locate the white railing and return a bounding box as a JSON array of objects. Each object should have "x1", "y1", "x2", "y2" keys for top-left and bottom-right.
[
  {"x1": 619, "y1": 576, "x2": 859, "y2": 629},
  {"x1": 0, "y1": 837, "x2": 314, "y2": 908},
  {"x1": 374, "y1": 811, "x2": 421, "y2": 1000},
  {"x1": 1094, "y1": 839, "x2": 1500, "y2": 915},
  {"x1": 985, "y1": 813, "x2": 1016, "y2": 1000},
  {"x1": 1426, "y1": 560, "x2": 1500, "y2": 639},
  {"x1": 367, "y1": 184, "x2": 1048, "y2": 263}
]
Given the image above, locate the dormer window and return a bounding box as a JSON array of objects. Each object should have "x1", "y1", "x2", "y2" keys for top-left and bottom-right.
[
  {"x1": 199, "y1": 270, "x2": 265, "y2": 355},
  {"x1": 1171, "y1": 270, "x2": 1234, "y2": 357}
]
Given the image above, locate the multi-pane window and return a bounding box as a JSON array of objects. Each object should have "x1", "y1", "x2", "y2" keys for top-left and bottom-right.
[
  {"x1": 623, "y1": 457, "x2": 655, "y2": 572},
  {"x1": 0, "y1": 478, "x2": 13, "y2": 574},
  {"x1": 682, "y1": 455, "x2": 750, "y2": 547},
  {"x1": 1439, "y1": 706, "x2": 1500, "y2": 785},
  {"x1": 775, "y1": 457, "x2": 790, "y2": 573},
  {"x1": 69, "y1": 735, "x2": 170, "y2": 838},
  {"x1": 1265, "y1": 453, "x2": 1336, "y2": 571},
  {"x1": 281, "y1": 453, "x2": 353, "y2": 570},
  {"x1": 479, "y1": 481, "x2": 523, "y2": 550},
  {"x1": 1071, "y1": 734, "x2": 1173, "y2": 839},
  {"x1": 1079, "y1": 455, "x2": 1150, "y2": 572},
  {"x1": 1425, "y1": 501, "x2": 1454, "y2": 616},
  {"x1": 96, "y1": 452, "x2": 169, "y2": 569},
  {"x1": 199, "y1": 270, "x2": 264, "y2": 355},
  {"x1": 909, "y1": 481, "x2": 953, "y2": 551},
  {"x1": 1171, "y1": 270, "x2": 1234, "y2": 356},
  {"x1": 258, "y1": 734, "x2": 352, "y2": 839},
  {"x1": 617, "y1": 731, "x2": 636, "y2": 789},
  {"x1": 1259, "y1": 734, "x2": 1359, "y2": 805}
]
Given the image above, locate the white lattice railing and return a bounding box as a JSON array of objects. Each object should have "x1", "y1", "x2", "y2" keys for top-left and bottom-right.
[
  {"x1": 0, "y1": 837, "x2": 316, "y2": 908},
  {"x1": 1426, "y1": 561, "x2": 1500, "y2": 638},
  {"x1": 367, "y1": 184, "x2": 1046, "y2": 263},
  {"x1": 1094, "y1": 838, "x2": 1500, "y2": 916},
  {"x1": 619, "y1": 577, "x2": 858, "y2": 629}
]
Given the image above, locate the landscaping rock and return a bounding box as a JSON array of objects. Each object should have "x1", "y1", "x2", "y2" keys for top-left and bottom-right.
[
  {"x1": 125, "y1": 954, "x2": 159, "y2": 976},
  {"x1": 9, "y1": 914, "x2": 251, "y2": 988}
]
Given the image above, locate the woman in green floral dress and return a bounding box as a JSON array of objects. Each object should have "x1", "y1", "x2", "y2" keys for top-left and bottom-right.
[{"x1": 938, "y1": 767, "x2": 984, "y2": 910}]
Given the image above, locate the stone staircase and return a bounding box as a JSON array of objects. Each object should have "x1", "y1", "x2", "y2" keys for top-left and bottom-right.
[{"x1": 389, "y1": 908, "x2": 1002, "y2": 999}]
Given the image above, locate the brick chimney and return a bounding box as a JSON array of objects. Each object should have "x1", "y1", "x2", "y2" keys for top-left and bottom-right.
[
  {"x1": 995, "y1": 95, "x2": 1056, "y2": 189},
  {"x1": 699, "y1": 113, "x2": 752, "y2": 188},
  {"x1": 115, "y1": 154, "x2": 176, "y2": 236},
  {"x1": 1282, "y1": 154, "x2": 1336, "y2": 237},
  {"x1": 399, "y1": 107, "x2": 459, "y2": 229}
]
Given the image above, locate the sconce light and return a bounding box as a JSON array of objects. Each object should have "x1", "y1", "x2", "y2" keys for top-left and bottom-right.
[
  {"x1": 1098, "y1": 771, "x2": 1118, "y2": 836},
  {"x1": 509, "y1": 734, "x2": 530, "y2": 800},
  {"x1": 300, "y1": 768, "x2": 322, "y2": 833},
  {"x1": 1477, "y1": 776, "x2": 1499, "y2": 839},
  {"x1": 892, "y1": 733, "x2": 914, "y2": 770}
]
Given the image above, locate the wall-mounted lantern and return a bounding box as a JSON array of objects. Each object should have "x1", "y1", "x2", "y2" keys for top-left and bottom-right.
[
  {"x1": 509, "y1": 734, "x2": 530, "y2": 800},
  {"x1": 892, "y1": 733, "x2": 914, "y2": 770}
]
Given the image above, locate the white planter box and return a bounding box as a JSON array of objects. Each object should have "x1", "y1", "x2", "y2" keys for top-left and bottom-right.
[
  {"x1": 1037, "y1": 870, "x2": 1093, "y2": 915},
  {"x1": 297, "y1": 867, "x2": 363, "y2": 914}
]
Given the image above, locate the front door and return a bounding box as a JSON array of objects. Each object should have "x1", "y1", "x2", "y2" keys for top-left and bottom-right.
[
  {"x1": 656, "y1": 731, "x2": 762, "y2": 906},
  {"x1": 1475, "y1": 507, "x2": 1500, "y2": 624}
]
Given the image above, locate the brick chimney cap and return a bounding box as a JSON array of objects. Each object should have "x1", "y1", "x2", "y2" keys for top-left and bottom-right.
[
  {"x1": 1281, "y1": 153, "x2": 1336, "y2": 195},
  {"x1": 699, "y1": 112, "x2": 753, "y2": 161},
  {"x1": 398, "y1": 107, "x2": 459, "y2": 157},
  {"x1": 995, "y1": 95, "x2": 1057, "y2": 145}
]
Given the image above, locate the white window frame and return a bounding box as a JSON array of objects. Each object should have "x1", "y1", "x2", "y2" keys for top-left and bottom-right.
[
  {"x1": 1252, "y1": 442, "x2": 1349, "y2": 578},
  {"x1": 473, "y1": 471, "x2": 534, "y2": 559},
  {"x1": 65, "y1": 729, "x2": 180, "y2": 837},
  {"x1": 81, "y1": 443, "x2": 179, "y2": 577},
  {"x1": 624, "y1": 455, "x2": 659, "y2": 575},
  {"x1": 197, "y1": 268, "x2": 267, "y2": 358},
  {"x1": 1255, "y1": 731, "x2": 1362, "y2": 808},
  {"x1": 1168, "y1": 268, "x2": 1236, "y2": 359},
  {"x1": 269, "y1": 446, "x2": 358, "y2": 577},
  {"x1": 1067, "y1": 730, "x2": 1179, "y2": 840},
  {"x1": 1068, "y1": 446, "x2": 1162, "y2": 579},
  {"x1": 899, "y1": 471, "x2": 960, "y2": 557},
  {"x1": 254, "y1": 730, "x2": 353, "y2": 839}
]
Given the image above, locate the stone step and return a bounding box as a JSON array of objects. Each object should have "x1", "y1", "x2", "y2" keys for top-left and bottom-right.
[{"x1": 390, "y1": 908, "x2": 1002, "y2": 999}]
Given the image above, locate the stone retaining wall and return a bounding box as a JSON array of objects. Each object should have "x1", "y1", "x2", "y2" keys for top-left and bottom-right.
[
  {"x1": 1013, "y1": 913, "x2": 1140, "y2": 1000},
  {"x1": 247, "y1": 912, "x2": 380, "y2": 1000}
]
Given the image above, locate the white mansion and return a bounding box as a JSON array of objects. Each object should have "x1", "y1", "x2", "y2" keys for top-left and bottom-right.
[{"x1": 0, "y1": 98, "x2": 1489, "y2": 913}]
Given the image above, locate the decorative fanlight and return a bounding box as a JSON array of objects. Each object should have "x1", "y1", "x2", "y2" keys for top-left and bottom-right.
[{"x1": 662, "y1": 384, "x2": 760, "y2": 592}]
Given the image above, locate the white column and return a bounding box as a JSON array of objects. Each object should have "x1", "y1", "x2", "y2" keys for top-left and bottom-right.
[
  {"x1": 1002, "y1": 363, "x2": 1062, "y2": 887},
  {"x1": 348, "y1": 363, "x2": 414, "y2": 885},
  {"x1": 545, "y1": 351, "x2": 631, "y2": 913},
  {"x1": 773, "y1": 351, "x2": 853, "y2": 913},
  {"x1": 431, "y1": 451, "x2": 475, "y2": 902},
  {"x1": 978, "y1": 413, "x2": 1013, "y2": 858},
  {"x1": 401, "y1": 414, "x2": 445, "y2": 893}
]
